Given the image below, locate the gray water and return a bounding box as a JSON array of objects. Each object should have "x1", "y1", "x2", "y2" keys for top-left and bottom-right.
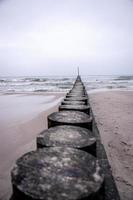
[{"x1": 0, "y1": 75, "x2": 133, "y2": 94}]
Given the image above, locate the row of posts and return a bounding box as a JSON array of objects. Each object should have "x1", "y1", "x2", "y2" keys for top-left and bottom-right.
[{"x1": 10, "y1": 75, "x2": 120, "y2": 200}]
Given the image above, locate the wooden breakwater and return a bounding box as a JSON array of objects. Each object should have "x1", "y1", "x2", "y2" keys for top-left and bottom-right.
[{"x1": 10, "y1": 75, "x2": 120, "y2": 200}]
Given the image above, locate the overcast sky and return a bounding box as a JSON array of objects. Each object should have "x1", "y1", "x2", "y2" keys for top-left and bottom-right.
[{"x1": 0, "y1": 0, "x2": 133, "y2": 76}]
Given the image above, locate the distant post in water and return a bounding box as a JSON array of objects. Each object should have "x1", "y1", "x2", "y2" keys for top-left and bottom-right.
[{"x1": 77, "y1": 66, "x2": 79, "y2": 76}]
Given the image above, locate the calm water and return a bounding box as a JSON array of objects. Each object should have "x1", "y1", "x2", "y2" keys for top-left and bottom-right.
[{"x1": 0, "y1": 75, "x2": 133, "y2": 94}]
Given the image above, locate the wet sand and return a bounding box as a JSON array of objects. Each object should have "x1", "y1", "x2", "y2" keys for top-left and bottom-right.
[
  {"x1": 0, "y1": 93, "x2": 64, "y2": 200},
  {"x1": 90, "y1": 91, "x2": 133, "y2": 200}
]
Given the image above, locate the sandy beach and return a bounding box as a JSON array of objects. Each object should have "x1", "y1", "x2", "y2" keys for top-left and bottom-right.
[
  {"x1": 90, "y1": 91, "x2": 133, "y2": 200},
  {"x1": 0, "y1": 90, "x2": 133, "y2": 200},
  {"x1": 0, "y1": 93, "x2": 64, "y2": 200}
]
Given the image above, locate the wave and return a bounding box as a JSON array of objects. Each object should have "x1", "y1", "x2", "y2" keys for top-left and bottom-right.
[
  {"x1": 23, "y1": 78, "x2": 48, "y2": 82},
  {"x1": 115, "y1": 76, "x2": 133, "y2": 81},
  {"x1": 0, "y1": 75, "x2": 133, "y2": 94},
  {"x1": 0, "y1": 79, "x2": 5, "y2": 82},
  {"x1": 34, "y1": 89, "x2": 49, "y2": 92}
]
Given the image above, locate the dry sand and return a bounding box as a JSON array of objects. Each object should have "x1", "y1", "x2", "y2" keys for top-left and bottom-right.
[
  {"x1": 0, "y1": 93, "x2": 64, "y2": 200},
  {"x1": 89, "y1": 91, "x2": 133, "y2": 200}
]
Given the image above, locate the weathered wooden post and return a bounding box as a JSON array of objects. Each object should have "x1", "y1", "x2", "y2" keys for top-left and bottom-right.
[
  {"x1": 37, "y1": 125, "x2": 96, "y2": 156},
  {"x1": 47, "y1": 111, "x2": 93, "y2": 130},
  {"x1": 11, "y1": 147, "x2": 104, "y2": 200},
  {"x1": 10, "y1": 74, "x2": 121, "y2": 200}
]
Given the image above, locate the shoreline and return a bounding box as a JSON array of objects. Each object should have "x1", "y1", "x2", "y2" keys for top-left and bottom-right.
[
  {"x1": 0, "y1": 93, "x2": 64, "y2": 200},
  {"x1": 90, "y1": 90, "x2": 133, "y2": 200}
]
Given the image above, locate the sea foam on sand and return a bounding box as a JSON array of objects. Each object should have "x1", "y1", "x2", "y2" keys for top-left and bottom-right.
[{"x1": 0, "y1": 93, "x2": 63, "y2": 200}]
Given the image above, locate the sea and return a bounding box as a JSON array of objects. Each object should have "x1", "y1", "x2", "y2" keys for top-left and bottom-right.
[{"x1": 0, "y1": 75, "x2": 133, "y2": 94}]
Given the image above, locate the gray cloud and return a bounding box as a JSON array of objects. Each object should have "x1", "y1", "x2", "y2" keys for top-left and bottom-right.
[{"x1": 0, "y1": 0, "x2": 133, "y2": 76}]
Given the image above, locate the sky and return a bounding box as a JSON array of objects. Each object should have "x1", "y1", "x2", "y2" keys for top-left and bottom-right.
[{"x1": 0, "y1": 0, "x2": 133, "y2": 76}]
